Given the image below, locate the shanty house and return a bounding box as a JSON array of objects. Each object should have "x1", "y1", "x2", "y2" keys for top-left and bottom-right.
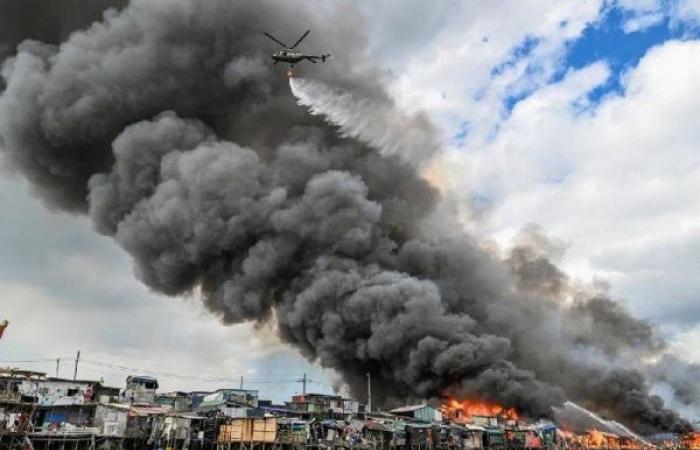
[
  {"x1": 0, "y1": 368, "x2": 45, "y2": 432},
  {"x1": 199, "y1": 388, "x2": 259, "y2": 408},
  {"x1": 38, "y1": 404, "x2": 96, "y2": 431},
  {"x1": 434, "y1": 424, "x2": 469, "y2": 449},
  {"x1": 405, "y1": 423, "x2": 433, "y2": 450},
  {"x1": 126, "y1": 404, "x2": 172, "y2": 439},
  {"x1": 95, "y1": 403, "x2": 129, "y2": 437},
  {"x1": 259, "y1": 403, "x2": 300, "y2": 418},
  {"x1": 343, "y1": 398, "x2": 360, "y2": 415},
  {"x1": 536, "y1": 423, "x2": 557, "y2": 449},
  {"x1": 363, "y1": 420, "x2": 395, "y2": 450},
  {"x1": 471, "y1": 415, "x2": 501, "y2": 428},
  {"x1": 308, "y1": 418, "x2": 345, "y2": 444},
  {"x1": 195, "y1": 389, "x2": 262, "y2": 417},
  {"x1": 20, "y1": 377, "x2": 119, "y2": 431},
  {"x1": 155, "y1": 391, "x2": 191, "y2": 411},
  {"x1": 275, "y1": 418, "x2": 309, "y2": 444},
  {"x1": 94, "y1": 403, "x2": 171, "y2": 439},
  {"x1": 391, "y1": 404, "x2": 443, "y2": 423},
  {"x1": 150, "y1": 413, "x2": 205, "y2": 445},
  {"x1": 21, "y1": 378, "x2": 101, "y2": 406},
  {"x1": 123, "y1": 375, "x2": 159, "y2": 404},
  {"x1": 0, "y1": 368, "x2": 46, "y2": 403},
  {"x1": 189, "y1": 391, "x2": 211, "y2": 409},
  {"x1": 483, "y1": 427, "x2": 507, "y2": 450},
  {"x1": 383, "y1": 420, "x2": 407, "y2": 447},
  {"x1": 462, "y1": 424, "x2": 487, "y2": 450},
  {"x1": 290, "y1": 393, "x2": 356, "y2": 419},
  {"x1": 218, "y1": 417, "x2": 278, "y2": 444},
  {"x1": 504, "y1": 426, "x2": 543, "y2": 450}
]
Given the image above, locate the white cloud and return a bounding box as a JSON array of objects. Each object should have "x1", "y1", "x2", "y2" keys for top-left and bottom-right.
[
  {"x1": 671, "y1": 325, "x2": 700, "y2": 363},
  {"x1": 385, "y1": 1, "x2": 602, "y2": 137},
  {"x1": 675, "y1": 0, "x2": 700, "y2": 26},
  {"x1": 614, "y1": 0, "x2": 700, "y2": 32},
  {"x1": 426, "y1": 39, "x2": 700, "y2": 332},
  {"x1": 615, "y1": 0, "x2": 666, "y2": 32}
]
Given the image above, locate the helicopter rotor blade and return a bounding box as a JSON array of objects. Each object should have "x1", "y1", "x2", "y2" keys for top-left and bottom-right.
[
  {"x1": 291, "y1": 29, "x2": 310, "y2": 49},
  {"x1": 264, "y1": 32, "x2": 288, "y2": 48}
]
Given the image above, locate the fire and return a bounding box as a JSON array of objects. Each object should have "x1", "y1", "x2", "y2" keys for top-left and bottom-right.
[
  {"x1": 683, "y1": 432, "x2": 700, "y2": 450},
  {"x1": 442, "y1": 398, "x2": 519, "y2": 422},
  {"x1": 555, "y1": 428, "x2": 652, "y2": 450},
  {"x1": 559, "y1": 429, "x2": 575, "y2": 439},
  {"x1": 421, "y1": 157, "x2": 447, "y2": 193},
  {"x1": 287, "y1": 69, "x2": 294, "y2": 78},
  {"x1": 574, "y1": 429, "x2": 626, "y2": 449}
]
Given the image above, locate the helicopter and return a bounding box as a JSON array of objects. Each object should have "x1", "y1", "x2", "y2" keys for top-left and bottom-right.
[{"x1": 264, "y1": 29, "x2": 331, "y2": 72}]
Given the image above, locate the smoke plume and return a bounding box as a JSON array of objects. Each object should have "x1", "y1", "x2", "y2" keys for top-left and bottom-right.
[
  {"x1": 0, "y1": 0, "x2": 697, "y2": 434},
  {"x1": 0, "y1": 0, "x2": 127, "y2": 61}
]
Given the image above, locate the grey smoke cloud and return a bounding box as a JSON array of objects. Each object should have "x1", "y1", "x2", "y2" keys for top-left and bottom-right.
[
  {"x1": 0, "y1": 0, "x2": 127, "y2": 59},
  {"x1": 0, "y1": 0, "x2": 697, "y2": 434}
]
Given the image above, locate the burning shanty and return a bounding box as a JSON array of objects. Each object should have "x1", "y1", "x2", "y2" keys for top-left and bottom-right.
[{"x1": 1, "y1": 365, "x2": 697, "y2": 450}]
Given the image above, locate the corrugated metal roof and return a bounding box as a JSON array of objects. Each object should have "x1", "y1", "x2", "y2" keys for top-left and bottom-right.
[
  {"x1": 390, "y1": 404, "x2": 430, "y2": 413},
  {"x1": 97, "y1": 402, "x2": 171, "y2": 416},
  {"x1": 364, "y1": 421, "x2": 394, "y2": 432}
]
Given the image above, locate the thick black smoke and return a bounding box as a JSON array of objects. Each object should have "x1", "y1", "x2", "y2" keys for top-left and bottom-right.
[
  {"x1": 0, "y1": 0, "x2": 696, "y2": 434},
  {"x1": 0, "y1": 0, "x2": 127, "y2": 59}
]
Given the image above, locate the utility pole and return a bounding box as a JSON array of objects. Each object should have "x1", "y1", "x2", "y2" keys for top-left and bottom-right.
[
  {"x1": 73, "y1": 350, "x2": 81, "y2": 381},
  {"x1": 239, "y1": 376, "x2": 244, "y2": 390},
  {"x1": 55, "y1": 358, "x2": 60, "y2": 378},
  {"x1": 366, "y1": 372, "x2": 372, "y2": 413}
]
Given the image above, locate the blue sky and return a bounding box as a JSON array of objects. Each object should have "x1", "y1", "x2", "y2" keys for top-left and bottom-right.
[
  {"x1": 564, "y1": 4, "x2": 697, "y2": 101},
  {"x1": 495, "y1": 2, "x2": 700, "y2": 114}
]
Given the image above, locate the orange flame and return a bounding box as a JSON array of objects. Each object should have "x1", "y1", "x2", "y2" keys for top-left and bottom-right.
[
  {"x1": 559, "y1": 429, "x2": 575, "y2": 439},
  {"x1": 579, "y1": 429, "x2": 623, "y2": 449},
  {"x1": 442, "y1": 398, "x2": 519, "y2": 422},
  {"x1": 683, "y1": 432, "x2": 700, "y2": 450}
]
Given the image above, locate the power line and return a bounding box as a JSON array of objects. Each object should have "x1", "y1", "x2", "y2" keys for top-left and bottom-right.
[
  {"x1": 0, "y1": 354, "x2": 335, "y2": 390},
  {"x1": 80, "y1": 358, "x2": 301, "y2": 385},
  {"x1": 0, "y1": 358, "x2": 70, "y2": 364},
  {"x1": 306, "y1": 379, "x2": 334, "y2": 388}
]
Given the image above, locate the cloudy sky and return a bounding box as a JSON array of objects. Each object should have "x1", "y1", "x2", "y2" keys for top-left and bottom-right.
[{"x1": 1, "y1": 0, "x2": 699, "y2": 404}]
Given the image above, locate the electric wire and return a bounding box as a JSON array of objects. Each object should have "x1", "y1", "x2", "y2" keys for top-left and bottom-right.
[{"x1": 0, "y1": 354, "x2": 338, "y2": 392}]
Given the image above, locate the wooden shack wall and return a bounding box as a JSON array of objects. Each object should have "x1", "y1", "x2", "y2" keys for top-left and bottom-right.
[{"x1": 218, "y1": 417, "x2": 277, "y2": 443}]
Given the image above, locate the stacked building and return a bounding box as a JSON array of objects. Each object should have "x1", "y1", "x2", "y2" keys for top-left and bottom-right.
[{"x1": 0, "y1": 367, "x2": 687, "y2": 450}]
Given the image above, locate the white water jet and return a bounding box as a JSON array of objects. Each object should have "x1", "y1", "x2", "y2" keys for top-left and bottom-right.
[{"x1": 289, "y1": 77, "x2": 440, "y2": 166}]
